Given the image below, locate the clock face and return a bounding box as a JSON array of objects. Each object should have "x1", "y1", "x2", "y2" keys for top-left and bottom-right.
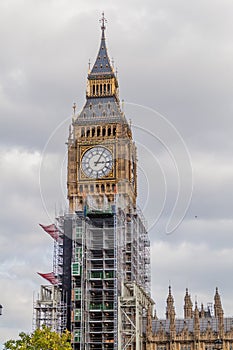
[{"x1": 81, "y1": 146, "x2": 113, "y2": 178}]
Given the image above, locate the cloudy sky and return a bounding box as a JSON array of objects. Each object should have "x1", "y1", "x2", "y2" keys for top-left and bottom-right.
[{"x1": 1, "y1": 0, "x2": 233, "y2": 345}]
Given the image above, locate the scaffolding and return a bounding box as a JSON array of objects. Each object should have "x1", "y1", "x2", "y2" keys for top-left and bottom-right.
[
  {"x1": 53, "y1": 215, "x2": 65, "y2": 285},
  {"x1": 33, "y1": 285, "x2": 67, "y2": 333},
  {"x1": 68, "y1": 196, "x2": 151, "y2": 350},
  {"x1": 71, "y1": 207, "x2": 117, "y2": 350},
  {"x1": 118, "y1": 283, "x2": 154, "y2": 350},
  {"x1": 34, "y1": 216, "x2": 67, "y2": 333},
  {"x1": 34, "y1": 197, "x2": 152, "y2": 349}
]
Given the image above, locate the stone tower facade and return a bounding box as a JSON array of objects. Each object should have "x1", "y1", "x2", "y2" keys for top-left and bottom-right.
[{"x1": 67, "y1": 14, "x2": 137, "y2": 214}]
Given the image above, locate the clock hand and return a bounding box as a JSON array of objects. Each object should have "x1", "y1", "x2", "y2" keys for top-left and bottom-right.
[
  {"x1": 94, "y1": 152, "x2": 106, "y2": 166},
  {"x1": 95, "y1": 149, "x2": 105, "y2": 165}
]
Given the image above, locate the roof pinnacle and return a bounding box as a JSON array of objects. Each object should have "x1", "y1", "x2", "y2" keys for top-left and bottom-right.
[
  {"x1": 99, "y1": 11, "x2": 107, "y2": 33},
  {"x1": 169, "y1": 285, "x2": 172, "y2": 296}
]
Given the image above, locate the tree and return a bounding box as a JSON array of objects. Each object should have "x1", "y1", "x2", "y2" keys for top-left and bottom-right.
[{"x1": 4, "y1": 326, "x2": 72, "y2": 350}]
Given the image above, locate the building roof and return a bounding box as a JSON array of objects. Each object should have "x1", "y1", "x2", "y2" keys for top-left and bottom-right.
[
  {"x1": 74, "y1": 98, "x2": 126, "y2": 125},
  {"x1": 152, "y1": 317, "x2": 233, "y2": 334}
]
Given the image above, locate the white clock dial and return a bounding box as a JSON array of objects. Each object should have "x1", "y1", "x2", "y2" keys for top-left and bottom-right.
[{"x1": 81, "y1": 146, "x2": 113, "y2": 178}]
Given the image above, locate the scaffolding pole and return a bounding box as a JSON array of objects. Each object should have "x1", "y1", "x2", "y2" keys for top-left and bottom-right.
[{"x1": 118, "y1": 283, "x2": 154, "y2": 350}]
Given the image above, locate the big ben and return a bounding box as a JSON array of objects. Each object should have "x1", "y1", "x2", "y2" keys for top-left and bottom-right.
[{"x1": 35, "y1": 14, "x2": 152, "y2": 350}]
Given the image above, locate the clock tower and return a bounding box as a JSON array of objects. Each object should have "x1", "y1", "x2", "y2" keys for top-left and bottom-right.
[
  {"x1": 34, "y1": 14, "x2": 152, "y2": 350},
  {"x1": 67, "y1": 13, "x2": 137, "y2": 213}
]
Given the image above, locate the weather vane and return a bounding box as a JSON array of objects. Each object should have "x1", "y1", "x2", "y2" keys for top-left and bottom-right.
[{"x1": 99, "y1": 11, "x2": 107, "y2": 30}]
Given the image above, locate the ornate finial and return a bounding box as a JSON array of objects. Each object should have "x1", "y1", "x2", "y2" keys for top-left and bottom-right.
[
  {"x1": 112, "y1": 57, "x2": 114, "y2": 68},
  {"x1": 99, "y1": 11, "x2": 107, "y2": 31},
  {"x1": 88, "y1": 59, "x2": 91, "y2": 72},
  {"x1": 73, "y1": 102, "x2": 76, "y2": 115}
]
